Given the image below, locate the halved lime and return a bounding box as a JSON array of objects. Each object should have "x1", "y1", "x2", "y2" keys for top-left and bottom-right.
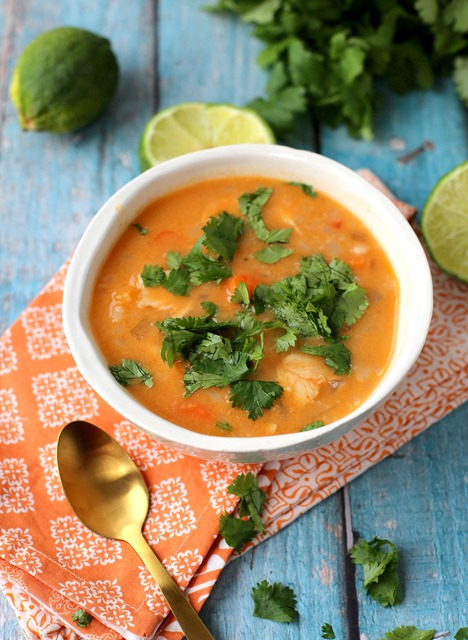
[
  {"x1": 421, "y1": 162, "x2": 468, "y2": 282},
  {"x1": 138, "y1": 102, "x2": 275, "y2": 171}
]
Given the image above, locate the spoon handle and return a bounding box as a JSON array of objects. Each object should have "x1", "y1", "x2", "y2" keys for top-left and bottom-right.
[{"x1": 125, "y1": 526, "x2": 215, "y2": 640}]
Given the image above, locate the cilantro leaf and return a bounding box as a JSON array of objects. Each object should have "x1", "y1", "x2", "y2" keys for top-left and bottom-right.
[
  {"x1": 109, "y1": 359, "x2": 154, "y2": 388},
  {"x1": 202, "y1": 211, "x2": 244, "y2": 260},
  {"x1": 300, "y1": 420, "x2": 324, "y2": 432},
  {"x1": 455, "y1": 629, "x2": 468, "y2": 640},
  {"x1": 322, "y1": 622, "x2": 336, "y2": 639},
  {"x1": 216, "y1": 421, "x2": 233, "y2": 432},
  {"x1": 350, "y1": 537, "x2": 403, "y2": 607},
  {"x1": 377, "y1": 626, "x2": 435, "y2": 640},
  {"x1": 132, "y1": 222, "x2": 148, "y2": 235},
  {"x1": 288, "y1": 181, "x2": 317, "y2": 197},
  {"x1": 200, "y1": 300, "x2": 218, "y2": 316},
  {"x1": 71, "y1": 609, "x2": 92, "y2": 628},
  {"x1": 251, "y1": 580, "x2": 298, "y2": 623},
  {"x1": 229, "y1": 380, "x2": 283, "y2": 420},
  {"x1": 301, "y1": 341, "x2": 351, "y2": 375},
  {"x1": 207, "y1": 1, "x2": 468, "y2": 138},
  {"x1": 141, "y1": 264, "x2": 166, "y2": 287},
  {"x1": 239, "y1": 187, "x2": 292, "y2": 244},
  {"x1": 184, "y1": 337, "x2": 251, "y2": 395},
  {"x1": 227, "y1": 472, "x2": 266, "y2": 532},
  {"x1": 183, "y1": 237, "x2": 232, "y2": 285},
  {"x1": 230, "y1": 280, "x2": 250, "y2": 304},
  {"x1": 254, "y1": 244, "x2": 294, "y2": 264},
  {"x1": 219, "y1": 512, "x2": 258, "y2": 552}
]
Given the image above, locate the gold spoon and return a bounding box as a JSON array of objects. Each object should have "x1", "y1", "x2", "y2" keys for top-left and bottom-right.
[{"x1": 56, "y1": 420, "x2": 215, "y2": 640}]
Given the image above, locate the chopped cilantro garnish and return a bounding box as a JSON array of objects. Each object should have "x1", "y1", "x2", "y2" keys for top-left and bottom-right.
[
  {"x1": 140, "y1": 210, "x2": 240, "y2": 295},
  {"x1": 288, "y1": 181, "x2": 317, "y2": 197},
  {"x1": 300, "y1": 420, "x2": 324, "y2": 432},
  {"x1": 301, "y1": 341, "x2": 351, "y2": 375},
  {"x1": 141, "y1": 263, "x2": 166, "y2": 287},
  {"x1": 183, "y1": 236, "x2": 232, "y2": 285},
  {"x1": 109, "y1": 359, "x2": 154, "y2": 388},
  {"x1": 131, "y1": 222, "x2": 148, "y2": 235},
  {"x1": 230, "y1": 280, "x2": 250, "y2": 304},
  {"x1": 378, "y1": 627, "x2": 435, "y2": 640},
  {"x1": 239, "y1": 187, "x2": 292, "y2": 244},
  {"x1": 219, "y1": 472, "x2": 267, "y2": 551},
  {"x1": 255, "y1": 254, "x2": 368, "y2": 360},
  {"x1": 200, "y1": 300, "x2": 218, "y2": 316},
  {"x1": 251, "y1": 580, "x2": 298, "y2": 623},
  {"x1": 216, "y1": 421, "x2": 233, "y2": 432},
  {"x1": 229, "y1": 380, "x2": 283, "y2": 420},
  {"x1": 157, "y1": 312, "x2": 282, "y2": 418},
  {"x1": 322, "y1": 622, "x2": 336, "y2": 639},
  {"x1": 202, "y1": 211, "x2": 244, "y2": 260},
  {"x1": 254, "y1": 244, "x2": 294, "y2": 264},
  {"x1": 350, "y1": 537, "x2": 403, "y2": 607},
  {"x1": 71, "y1": 609, "x2": 92, "y2": 628}
]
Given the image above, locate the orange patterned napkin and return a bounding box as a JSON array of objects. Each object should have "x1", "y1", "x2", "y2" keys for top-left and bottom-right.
[{"x1": 1, "y1": 182, "x2": 467, "y2": 640}]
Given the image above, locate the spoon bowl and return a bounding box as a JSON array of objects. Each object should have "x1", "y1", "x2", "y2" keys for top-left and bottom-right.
[{"x1": 56, "y1": 420, "x2": 214, "y2": 640}]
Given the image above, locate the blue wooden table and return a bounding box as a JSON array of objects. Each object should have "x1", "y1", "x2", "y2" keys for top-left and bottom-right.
[{"x1": 0, "y1": 1, "x2": 466, "y2": 638}]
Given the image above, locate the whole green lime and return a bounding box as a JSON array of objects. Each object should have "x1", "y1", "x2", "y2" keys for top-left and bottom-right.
[{"x1": 10, "y1": 26, "x2": 119, "y2": 133}]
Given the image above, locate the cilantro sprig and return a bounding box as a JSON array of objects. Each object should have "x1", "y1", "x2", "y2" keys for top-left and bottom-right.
[
  {"x1": 156, "y1": 311, "x2": 282, "y2": 419},
  {"x1": 378, "y1": 627, "x2": 435, "y2": 640},
  {"x1": 109, "y1": 359, "x2": 154, "y2": 388},
  {"x1": 140, "y1": 211, "x2": 243, "y2": 295},
  {"x1": 254, "y1": 254, "x2": 367, "y2": 373},
  {"x1": 207, "y1": 1, "x2": 468, "y2": 139},
  {"x1": 251, "y1": 580, "x2": 298, "y2": 623},
  {"x1": 322, "y1": 622, "x2": 336, "y2": 639},
  {"x1": 71, "y1": 609, "x2": 92, "y2": 628},
  {"x1": 219, "y1": 472, "x2": 267, "y2": 551},
  {"x1": 239, "y1": 187, "x2": 292, "y2": 244},
  {"x1": 350, "y1": 536, "x2": 403, "y2": 607}
]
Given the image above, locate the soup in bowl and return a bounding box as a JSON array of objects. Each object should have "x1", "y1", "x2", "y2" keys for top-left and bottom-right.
[{"x1": 62, "y1": 145, "x2": 432, "y2": 462}]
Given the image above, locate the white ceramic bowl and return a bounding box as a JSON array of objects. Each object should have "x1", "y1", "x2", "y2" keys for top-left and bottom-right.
[{"x1": 63, "y1": 144, "x2": 433, "y2": 463}]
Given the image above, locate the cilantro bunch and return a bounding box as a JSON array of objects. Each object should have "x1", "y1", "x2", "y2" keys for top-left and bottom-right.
[{"x1": 207, "y1": 0, "x2": 468, "y2": 139}]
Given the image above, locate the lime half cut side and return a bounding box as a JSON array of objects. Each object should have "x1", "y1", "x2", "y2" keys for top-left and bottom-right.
[
  {"x1": 421, "y1": 161, "x2": 468, "y2": 283},
  {"x1": 138, "y1": 102, "x2": 275, "y2": 171}
]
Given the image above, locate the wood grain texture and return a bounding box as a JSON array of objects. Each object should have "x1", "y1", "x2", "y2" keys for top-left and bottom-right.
[{"x1": 0, "y1": 1, "x2": 467, "y2": 639}]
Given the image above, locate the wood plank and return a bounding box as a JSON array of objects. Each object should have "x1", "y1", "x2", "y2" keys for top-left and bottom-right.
[
  {"x1": 0, "y1": 0, "x2": 155, "y2": 332},
  {"x1": 349, "y1": 405, "x2": 468, "y2": 637},
  {"x1": 200, "y1": 492, "x2": 349, "y2": 639}
]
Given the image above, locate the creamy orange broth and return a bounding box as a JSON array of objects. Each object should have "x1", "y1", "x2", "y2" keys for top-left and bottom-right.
[{"x1": 90, "y1": 176, "x2": 398, "y2": 437}]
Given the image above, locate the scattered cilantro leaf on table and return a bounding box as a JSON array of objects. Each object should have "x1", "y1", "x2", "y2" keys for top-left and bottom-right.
[
  {"x1": 206, "y1": 1, "x2": 468, "y2": 139},
  {"x1": 251, "y1": 580, "x2": 298, "y2": 623},
  {"x1": 71, "y1": 609, "x2": 92, "y2": 628},
  {"x1": 228, "y1": 471, "x2": 266, "y2": 532},
  {"x1": 350, "y1": 536, "x2": 403, "y2": 607},
  {"x1": 455, "y1": 629, "x2": 468, "y2": 640},
  {"x1": 377, "y1": 626, "x2": 435, "y2": 640},
  {"x1": 322, "y1": 622, "x2": 336, "y2": 639},
  {"x1": 219, "y1": 511, "x2": 258, "y2": 552},
  {"x1": 109, "y1": 359, "x2": 154, "y2": 388},
  {"x1": 219, "y1": 472, "x2": 267, "y2": 551}
]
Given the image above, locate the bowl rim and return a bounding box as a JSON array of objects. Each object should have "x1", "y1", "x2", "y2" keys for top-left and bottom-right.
[{"x1": 62, "y1": 144, "x2": 433, "y2": 459}]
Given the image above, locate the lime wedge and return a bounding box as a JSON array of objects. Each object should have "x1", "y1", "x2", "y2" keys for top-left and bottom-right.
[
  {"x1": 138, "y1": 102, "x2": 275, "y2": 170},
  {"x1": 421, "y1": 161, "x2": 468, "y2": 282}
]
